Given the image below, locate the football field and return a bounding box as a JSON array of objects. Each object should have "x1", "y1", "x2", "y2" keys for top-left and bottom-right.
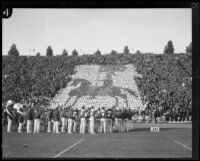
[{"x1": 2, "y1": 124, "x2": 192, "y2": 158}]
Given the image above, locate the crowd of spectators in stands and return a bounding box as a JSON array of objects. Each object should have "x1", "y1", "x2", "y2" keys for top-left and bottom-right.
[{"x1": 2, "y1": 52, "x2": 192, "y2": 128}]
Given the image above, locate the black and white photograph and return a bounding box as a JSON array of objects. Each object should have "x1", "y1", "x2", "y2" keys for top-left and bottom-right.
[{"x1": 2, "y1": 5, "x2": 196, "y2": 159}]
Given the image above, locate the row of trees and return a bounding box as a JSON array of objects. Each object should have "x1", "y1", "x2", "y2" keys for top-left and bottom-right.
[{"x1": 7, "y1": 41, "x2": 192, "y2": 57}]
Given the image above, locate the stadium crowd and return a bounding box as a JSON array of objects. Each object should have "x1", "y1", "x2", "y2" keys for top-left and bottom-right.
[{"x1": 2, "y1": 52, "x2": 192, "y2": 133}]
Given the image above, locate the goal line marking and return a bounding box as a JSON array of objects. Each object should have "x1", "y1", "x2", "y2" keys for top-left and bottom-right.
[
  {"x1": 54, "y1": 138, "x2": 84, "y2": 158},
  {"x1": 174, "y1": 140, "x2": 192, "y2": 151}
]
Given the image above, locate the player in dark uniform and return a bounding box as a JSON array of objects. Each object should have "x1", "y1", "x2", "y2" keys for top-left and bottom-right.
[
  {"x1": 72, "y1": 108, "x2": 78, "y2": 133},
  {"x1": 154, "y1": 108, "x2": 160, "y2": 124},
  {"x1": 179, "y1": 107, "x2": 186, "y2": 122},
  {"x1": 126, "y1": 109, "x2": 133, "y2": 132},
  {"x1": 123, "y1": 109, "x2": 129, "y2": 132},
  {"x1": 26, "y1": 103, "x2": 34, "y2": 133},
  {"x1": 52, "y1": 107, "x2": 60, "y2": 133},
  {"x1": 67, "y1": 107, "x2": 73, "y2": 134},
  {"x1": 60, "y1": 108, "x2": 67, "y2": 133},
  {"x1": 100, "y1": 107, "x2": 107, "y2": 134},
  {"x1": 2, "y1": 106, "x2": 7, "y2": 127},
  {"x1": 114, "y1": 108, "x2": 122, "y2": 132},
  {"x1": 106, "y1": 108, "x2": 113, "y2": 133},
  {"x1": 144, "y1": 107, "x2": 150, "y2": 123},
  {"x1": 95, "y1": 108, "x2": 101, "y2": 133},
  {"x1": 47, "y1": 108, "x2": 53, "y2": 133},
  {"x1": 121, "y1": 109, "x2": 125, "y2": 132},
  {"x1": 174, "y1": 108, "x2": 179, "y2": 122},
  {"x1": 129, "y1": 109, "x2": 133, "y2": 130},
  {"x1": 131, "y1": 110, "x2": 136, "y2": 122}
]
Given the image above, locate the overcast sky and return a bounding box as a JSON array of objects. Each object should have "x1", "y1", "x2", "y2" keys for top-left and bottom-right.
[{"x1": 2, "y1": 9, "x2": 191, "y2": 56}]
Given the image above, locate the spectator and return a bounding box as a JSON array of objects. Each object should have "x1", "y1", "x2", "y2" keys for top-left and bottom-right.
[{"x1": 2, "y1": 52, "x2": 192, "y2": 128}]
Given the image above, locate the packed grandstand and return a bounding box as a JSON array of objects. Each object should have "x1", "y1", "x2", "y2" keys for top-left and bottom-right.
[{"x1": 2, "y1": 52, "x2": 192, "y2": 133}]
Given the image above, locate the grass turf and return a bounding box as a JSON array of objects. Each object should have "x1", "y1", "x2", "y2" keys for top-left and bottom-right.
[{"x1": 2, "y1": 127, "x2": 192, "y2": 158}]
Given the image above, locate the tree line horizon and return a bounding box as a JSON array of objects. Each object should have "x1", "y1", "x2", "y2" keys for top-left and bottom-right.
[{"x1": 7, "y1": 40, "x2": 192, "y2": 57}]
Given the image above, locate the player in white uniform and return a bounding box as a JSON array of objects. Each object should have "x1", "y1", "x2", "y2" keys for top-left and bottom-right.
[
  {"x1": 72, "y1": 108, "x2": 78, "y2": 133},
  {"x1": 52, "y1": 106, "x2": 60, "y2": 134},
  {"x1": 89, "y1": 106, "x2": 96, "y2": 134},
  {"x1": 34, "y1": 108, "x2": 41, "y2": 133},
  {"x1": 67, "y1": 107, "x2": 73, "y2": 134},
  {"x1": 60, "y1": 108, "x2": 67, "y2": 133},
  {"x1": 100, "y1": 107, "x2": 107, "y2": 134},
  {"x1": 79, "y1": 106, "x2": 86, "y2": 134},
  {"x1": 106, "y1": 108, "x2": 113, "y2": 133},
  {"x1": 13, "y1": 103, "x2": 26, "y2": 133},
  {"x1": 5, "y1": 100, "x2": 14, "y2": 133}
]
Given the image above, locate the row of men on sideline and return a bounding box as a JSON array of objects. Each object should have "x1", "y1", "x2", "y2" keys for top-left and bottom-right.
[
  {"x1": 3, "y1": 99, "x2": 191, "y2": 134},
  {"x1": 3, "y1": 100, "x2": 135, "y2": 134}
]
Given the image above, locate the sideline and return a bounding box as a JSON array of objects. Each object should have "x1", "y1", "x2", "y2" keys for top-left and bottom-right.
[
  {"x1": 174, "y1": 140, "x2": 192, "y2": 151},
  {"x1": 54, "y1": 138, "x2": 84, "y2": 158}
]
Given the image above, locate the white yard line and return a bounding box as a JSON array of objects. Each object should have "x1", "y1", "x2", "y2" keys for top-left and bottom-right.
[
  {"x1": 54, "y1": 138, "x2": 84, "y2": 158},
  {"x1": 174, "y1": 140, "x2": 192, "y2": 151}
]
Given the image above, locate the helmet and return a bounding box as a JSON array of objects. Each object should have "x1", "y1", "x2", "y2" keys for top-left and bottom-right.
[
  {"x1": 6, "y1": 100, "x2": 13, "y2": 107},
  {"x1": 13, "y1": 103, "x2": 23, "y2": 111}
]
